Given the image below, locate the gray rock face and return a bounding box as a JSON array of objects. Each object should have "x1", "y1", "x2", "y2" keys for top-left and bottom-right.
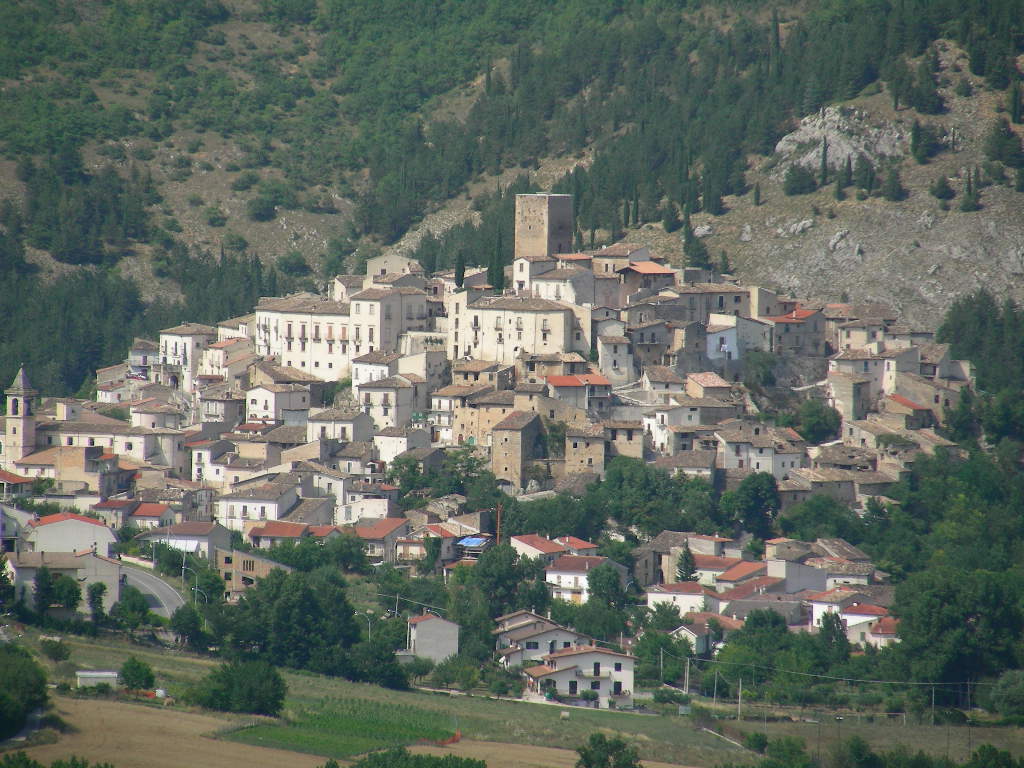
[
  {"x1": 773, "y1": 106, "x2": 907, "y2": 178},
  {"x1": 829, "y1": 229, "x2": 849, "y2": 251}
]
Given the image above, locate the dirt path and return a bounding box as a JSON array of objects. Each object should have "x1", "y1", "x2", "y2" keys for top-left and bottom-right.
[
  {"x1": 410, "y1": 739, "x2": 696, "y2": 768},
  {"x1": 20, "y1": 697, "x2": 324, "y2": 768}
]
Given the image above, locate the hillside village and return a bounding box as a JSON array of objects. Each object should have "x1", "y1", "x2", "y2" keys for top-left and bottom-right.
[{"x1": 1, "y1": 191, "x2": 976, "y2": 709}]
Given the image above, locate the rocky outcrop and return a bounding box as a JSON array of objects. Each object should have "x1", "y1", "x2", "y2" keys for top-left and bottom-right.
[{"x1": 773, "y1": 106, "x2": 908, "y2": 176}]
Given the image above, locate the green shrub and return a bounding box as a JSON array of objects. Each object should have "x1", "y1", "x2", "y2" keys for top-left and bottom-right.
[
  {"x1": 246, "y1": 196, "x2": 277, "y2": 221},
  {"x1": 745, "y1": 732, "x2": 769, "y2": 753},
  {"x1": 783, "y1": 164, "x2": 817, "y2": 195},
  {"x1": 192, "y1": 661, "x2": 286, "y2": 716},
  {"x1": 40, "y1": 639, "x2": 70, "y2": 661},
  {"x1": 119, "y1": 656, "x2": 155, "y2": 691}
]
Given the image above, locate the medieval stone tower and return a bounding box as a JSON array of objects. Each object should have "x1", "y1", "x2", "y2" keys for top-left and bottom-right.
[
  {"x1": 2, "y1": 366, "x2": 37, "y2": 472},
  {"x1": 514, "y1": 193, "x2": 574, "y2": 262}
]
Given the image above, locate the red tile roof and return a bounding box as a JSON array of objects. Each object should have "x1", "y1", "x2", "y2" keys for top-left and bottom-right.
[
  {"x1": 425, "y1": 524, "x2": 457, "y2": 539},
  {"x1": 546, "y1": 375, "x2": 586, "y2": 388},
  {"x1": 553, "y1": 535, "x2": 597, "y2": 550},
  {"x1": 871, "y1": 616, "x2": 900, "y2": 635},
  {"x1": 130, "y1": 503, "x2": 171, "y2": 518},
  {"x1": 682, "y1": 611, "x2": 745, "y2": 632},
  {"x1": 576, "y1": 373, "x2": 611, "y2": 386},
  {"x1": 544, "y1": 644, "x2": 635, "y2": 660},
  {"x1": 888, "y1": 394, "x2": 929, "y2": 411},
  {"x1": 765, "y1": 307, "x2": 818, "y2": 324},
  {"x1": 617, "y1": 261, "x2": 676, "y2": 275},
  {"x1": 647, "y1": 582, "x2": 712, "y2": 595},
  {"x1": 547, "y1": 555, "x2": 609, "y2": 572},
  {"x1": 249, "y1": 521, "x2": 309, "y2": 538},
  {"x1": 843, "y1": 603, "x2": 888, "y2": 617},
  {"x1": 351, "y1": 518, "x2": 407, "y2": 539},
  {"x1": 0, "y1": 469, "x2": 31, "y2": 484},
  {"x1": 444, "y1": 558, "x2": 477, "y2": 570},
  {"x1": 512, "y1": 534, "x2": 567, "y2": 556},
  {"x1": 692, "y1": 554, "x2": 742, "y2": 571},
  {"x1": 717, "y1": 576, "x2": 785, "y2": 601},
  {"x1": 717, "y1": 560, "x2": 767, "y2": 583},
  {"x1": 309, "y1": 525, "x2": 340, "y2": 538},
  {"x1": 409, "y1": 613, "x2": 446, "y2": 625},
  {"x1": 30, "y1": 512, "x2": 108, "y2": 529},
  {"x1": 92, "y1": 499, "x2": 138, "y2": 510}
]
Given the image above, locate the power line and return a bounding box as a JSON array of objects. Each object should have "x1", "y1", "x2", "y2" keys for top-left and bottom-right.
[{"x1": 658, "y1": 648, "x2": 992, "y2": 688}]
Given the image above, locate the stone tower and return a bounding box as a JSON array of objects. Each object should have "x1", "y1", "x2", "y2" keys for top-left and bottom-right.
[
  {"x1": 514, "y1": 194, "x2": 574, "y2": 262},
  {"x1": 3, "y1": 366, "x2": 38, "y2": 470}
]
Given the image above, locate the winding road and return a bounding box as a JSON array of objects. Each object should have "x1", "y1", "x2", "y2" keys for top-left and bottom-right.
[{"x1": 122, "y1": 565, "x2": 185, "y2": 618}]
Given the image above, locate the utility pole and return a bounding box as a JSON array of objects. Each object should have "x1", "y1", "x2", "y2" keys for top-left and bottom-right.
[
  {"x1": 684, "y1": 656, "x2": 690, "y2": 695},
  {"x1": 712, "y1": 670, "x2": 718, "y2": 709},
  {"x1": 931, "y1": 686, "x2": 936, "y2": 726},
  {"x1": 659, "y1": 648, "x2": 664, "y2": 683},
  {"x1": 738, "y1": 677, "x2": 743, "y2": 721},
  {"x1": 495, "y1": 502, "x2": 503, "y2": 545}
]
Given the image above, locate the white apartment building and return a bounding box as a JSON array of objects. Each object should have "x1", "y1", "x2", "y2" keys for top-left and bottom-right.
[
  {"x1": 254, "y1": 294, "x2": 353, "y2": 379},
  {"x1": 156, "y1": 323, "x2": 217, "y2": 392},
  {"x1": 349, "y1": 287, "x2": 430, "y2": 357},
  {"x1": 452, "y1": 295, "x2": 582, "y2": 365}
]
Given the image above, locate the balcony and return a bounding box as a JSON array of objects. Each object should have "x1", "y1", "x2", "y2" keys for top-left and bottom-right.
[{"x1": 575, "y1": 669, "x2": 611, "y2": 679}]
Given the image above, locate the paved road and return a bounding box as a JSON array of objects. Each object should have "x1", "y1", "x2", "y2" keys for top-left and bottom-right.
[{"x1": 123, "y1": 566, "x2": 185, "y2": 618}]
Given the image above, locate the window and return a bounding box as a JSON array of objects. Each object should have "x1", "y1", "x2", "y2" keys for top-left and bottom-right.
[
  {"x1": 243, "y1": 559, "x2": 255, "y2": 572},
  {"x1": 223, "y1": 555, "x2": 233, "y2": 565},
  {"x1": 591, "y1": 681, "x2": 601, "y2": 690},
  {"x1": 125, "y1": 442, "x2": 133, "y2": 451},
  {"x1": 614, "y1": 662, "x2": 622, "y2": 671},
  {"x1": 525, "y1": 641, "x2": 539, "y2": 650}
]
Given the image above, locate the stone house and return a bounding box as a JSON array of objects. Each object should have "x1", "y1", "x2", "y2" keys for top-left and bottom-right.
[{"x1": 491, "y1": 411, "x2": 542, "y2": 490}]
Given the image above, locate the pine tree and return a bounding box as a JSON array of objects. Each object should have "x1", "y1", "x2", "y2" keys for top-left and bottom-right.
[
  {"x1": 929, "y1": 175, "x2": 955, "y2": 200},
  {"x1": 676, "y1": 545, "x2": 697, "y2": 582},
  {"x1": 960, "y1": 171, "x2": 980, "y2": 211},
  {"x1": 718, "y1": 251, "x2": 731, "y2": 274},
  {"x1": 683, "y1": 221, "x2": 709, "y2": 269},
  {"x1": 1011, "y1": 83, "x2": 1023, "y2": 125},
  {"x1": 753, "y1": 183, "x2": 761, "y2": 206},
  {"x1": 910, "y1": 120, "x2": 923, "y2": 163},
  {"x1": 834, "y1": 177, "x2": 845, "y2": 201},
  {"x1": 842, "y1": 155, "x2": 853, "y2": 188},
  {"x1": 454, "y1": 251, "x2": 465, "y2": 288},
  {"x1": 819, "y1": 138, "x2": 829, "y2": 186},
  {"x1": 882, "y1": 168, "x2": 906, "y2": 201}
]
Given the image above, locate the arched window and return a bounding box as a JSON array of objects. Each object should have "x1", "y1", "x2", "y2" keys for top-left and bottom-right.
[{"x1": 10, "y1": 398, "x2": 18, "y2": 416}]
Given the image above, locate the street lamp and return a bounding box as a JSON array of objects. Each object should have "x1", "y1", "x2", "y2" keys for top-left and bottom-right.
[
  {"x1": 181, "y1": 566, "x2": 203, "y2": 605},
  {"x1": 355, "y1": 609, "x2": 374, "y2": 640}
]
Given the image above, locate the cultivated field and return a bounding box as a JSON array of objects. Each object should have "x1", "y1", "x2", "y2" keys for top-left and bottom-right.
[{"x1": 20, "y1": 697, "x2": 324, "y2": 768}]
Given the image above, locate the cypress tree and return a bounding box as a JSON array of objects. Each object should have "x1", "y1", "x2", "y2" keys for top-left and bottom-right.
[
  {"x1": 1011, "y1": 83, "x2": 1023, "y2": 125},
  {"x1": 676, "y1": 545, "x2": 697, "y2": 582},
  {"x1": 454, "y1": 251, "x2": 465, "y2": 288},
  {"x1": 1016, "y1": 167, "x2": 1024, "y2": 193},
  {"x1": 622, "y1": 199, "x2": 630, "y2": 231},
  {"x1": 632, "y1": 187, "x2": 640, "y2": 225},
  {"x1": 843, "y1": 155, "x2": 853, "y2": 188},
  {"x1": 819, "y1": 138, "x2": 829, "y2": 186},
  {"x1": 753, "y1": 182, "x2": 761, "y2": 206},
  {"x1": 834, "y1": 177, "x2": 845, "y2": 201}
]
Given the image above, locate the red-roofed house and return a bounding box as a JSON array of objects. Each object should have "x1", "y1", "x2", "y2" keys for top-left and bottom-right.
[
  {"x1": 90, "y1": 498, "x2": 140, "y2": 528},
  {"x1": 126, "y1": 502, "x2": 175, "y2": 530},
  {"x1": 523, "y1": 645, "x2": 635, "y2": 708},
  {"x1": 763, "y1": 307, "x2": 826, "y2": 355},
  {"x1": 545, "y1": 375, "x2": 611, "y2": 412},
  {"x1": 714, "y1": 560, "x2": 768, "y2": 592},
  {"x1": 552, "y1": 536, "x2": 599, "y2": 556},
  {"x1": 616, "y1": 261, "x2": 677, "y2": 299},
  {"x1": 347, "y1": 517, "x2": 410, "y2": 564},
  {"x1": 0, "y1": 469, "x2": 32, "y2": 500},
  {"x1": 399, "y1": 613, "x2": 460, "y2": 664},
  {"x1": 692, "y1": 554, "x2": 743, "y2": 589},
  {"x1": 866, "y1": 616, "x2": 900, "y2": 648},
  {"x1": 511, "y1": 533, "x2": 567, "y2": 563},
  {"x1": 247, "y1": 520, "x2": 310, "y2": 549},
  {"x1": 25, "y1": 512, "x2": 117, "y2": 557}
]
